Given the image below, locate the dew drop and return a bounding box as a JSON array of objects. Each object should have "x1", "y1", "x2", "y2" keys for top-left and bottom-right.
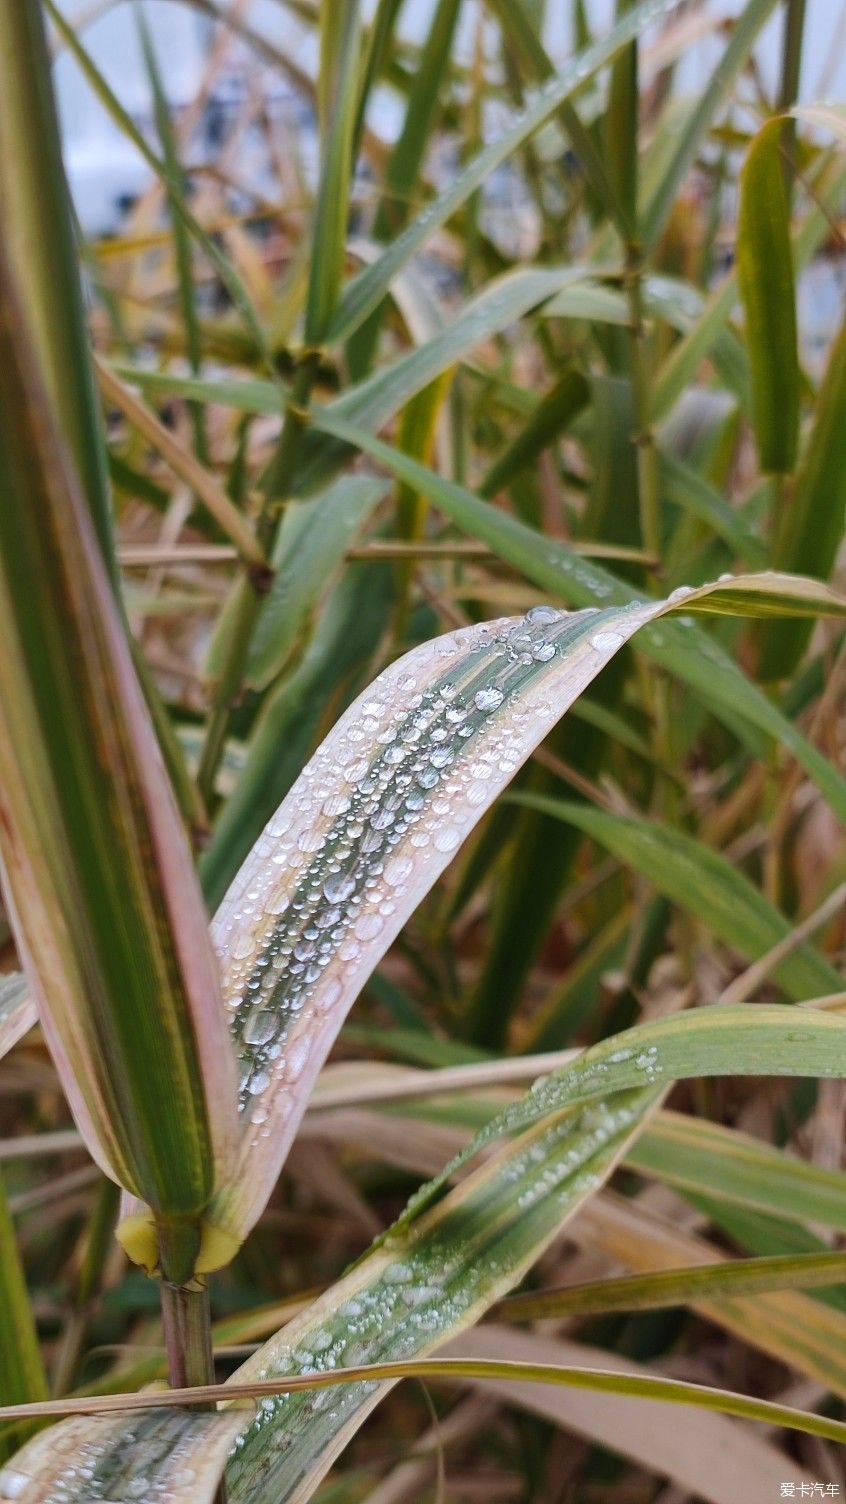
[
  {"x1": 243, "y1": 1009, "x2": 276, "y2": 1047},
  {"x1": 526, "y1": 604, "x2": 560, "y2": 624},
  {"x1": 355, "y1": 912, "x2": 384, "y2": 941},
  {"x1": 590, "y1": 630, "x2": 625, "y2": 652},
  {"x1": 323, "y1": 872, "x2": 355, "y2": 904},
  {"x1": 433, "y1": 827, "x2": 461, "y2": 853},
  {"x1": 531, "y1": 640, "x2": 556, "y2": 662},
  {"x1": 0, "y1": 1472, "x2": 28, "y2": 1501},
  {"x1": 474, "y1": 686, "x2": 504, "y2": 712}
]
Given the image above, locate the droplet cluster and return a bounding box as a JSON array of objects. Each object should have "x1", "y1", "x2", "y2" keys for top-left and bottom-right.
[
  {"x1": 0, "y1": 1411, "x2": 235, "y2": 1503},
  {"x1": 224, "y1": 1085, "x2": 651, "y2": 1498},
  {"x1": 212, "y1": 599, "x2": 653, "y2": 1155}
]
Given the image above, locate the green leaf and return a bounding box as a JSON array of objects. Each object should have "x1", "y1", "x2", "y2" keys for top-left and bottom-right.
[
  {"x1": 604, "y1": 0, "x2": 638, "y2": 221},
  {"x1": 393, "y1": 1002, "x2": 846, "y2": 1230},
  {"x1": 659, "y1": 451, "x2": 767, "y2": 568},
  {"x1": 639, "y1": 0, "x2": 781, "y2": 246},
  {"x1": 511, "y1": 797, "x2": 841, "y2": 999},
  {"x1": 301, "y1": 266, "x2": 589, "y2": 492},
  {"x1": 653, "y1": 144, "x2": 846, "y2": 422},
  {"x1": 245, "y1": 476, "x2": 388, "y2": 690},
  {"x1": 630, "y1": 1110, "x2": 846, "y2": 1234},
  {"x1": 0, "y1": 2, "x2": 113, "y2": 568},
  {"x1": 480, "y1": 368, "x2": 590, "y2": 498},
  {"x1": 499, "y1": 1249, "x2": 846, "y2": 1320},
  {"x1": 0, "y1": 242, "x2": 238, "y2": 1271},
  {"x1": 328, "y1": 0, "x2": 684, "y2": 345},
  {"x1": 308, "y1": 410, "x2": 846, "y2": 823},
  {"x1": 306, "y1": 0, "x2": 364, "y2": 344},
  {"x1": 133, "y1": 2, "x2": 207, "y2": 462},
  {"x1": 736, "y1": 116, "x2": 799, "y2": 473},
  {"x1": 346, "y1": 0, "x2": 464, "y2": 376},
  {"x1": 0, "y1": 1169, "x2": 48, "y2": 1458}
]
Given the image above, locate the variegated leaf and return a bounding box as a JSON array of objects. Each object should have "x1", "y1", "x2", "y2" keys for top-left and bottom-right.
[
  {"x1": 0, "y1": 237, "x2": 238, "y2": 1258},
  {"x1": 2, "y1": 1084, "x2": 661, "y2": 1502},
  {"x1": 206, "y1": 573, "x2": 846, "y2": 1247},
  {"x1": 0, "y1": 1410, "x2": 242, "y2": 1504}
]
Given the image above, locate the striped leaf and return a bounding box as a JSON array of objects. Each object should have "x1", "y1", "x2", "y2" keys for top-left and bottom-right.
[
  {"x1": 2, "y1": 1082, "x2": 661, "y2": 1502},
  {"x1": 202, "y1": 572, "x2": 846, "y2": 1249},
  {"x1": 8, "y1": 991, "x2": 846, "y2": 1498},
  {"x1": 387, "y1": 1002, "x2": 846, "y2": 1233},
  {"x1": 0, "y1": 235, "x2": 238, "y2": 1276}
]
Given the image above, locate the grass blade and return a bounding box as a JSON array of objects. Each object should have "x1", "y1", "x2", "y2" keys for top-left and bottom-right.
[
  {"x1": 346, "y1": 0, "x2": 463, "y2": 376},
  {"x1": 305, "y1": 0, "x2": 363, "y2": 344},
  {"x1": 512, "y1": 797, "x2": 841, "y2": 999},
  {"x1": 0, "y1": 241, "x2": 238, "y2": 1279},
  {"x1": 499, "y1": 1249, "x2": 846, "y2": 1320},
  {"x1": 759, "y1": 316, "x2": 846, "y2": 677},
  {"x1": 328, "y1": 0, "x2": 683, "y2": 345},
  {"x1": 309, "y1": 411, "x2": 846, "y2": 822},
  {"x1": 639, "y1": 0, "x2": 780, "y2": 246},
  {"x1": 0, "y1": 0, "x2": 113, "y2": 565},
  {"x1": 0, "y1": 1170, "x2": 48, "y2": 1458},
  {"x1": 736, "y1": 117, "x2": 799, "y2": 474},
  {"x1": 244, "y1": 476, "x2": 389, "y2": 690}
]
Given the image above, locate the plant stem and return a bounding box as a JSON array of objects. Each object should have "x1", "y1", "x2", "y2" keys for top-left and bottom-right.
[
  {"x1": 160, "y1": 1281, "x2": 228, "y2": 1502},
  {"x1": 624, "y1": 239, "x2": 662, "y2": 574},
  {"x1": 777, "y1": 0, "x2": 807, "y2": 194},
  {"x1": 160, "y1": 1281, "x2": 216, "y2": 1393}
]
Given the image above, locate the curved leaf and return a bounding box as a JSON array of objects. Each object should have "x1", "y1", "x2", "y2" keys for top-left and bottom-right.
[
  {"x1": 392, "y1": 1003, "x2": 846, "y2": 1229},
  {"x1": 203, "y1": 570, "x2": 846, "y2": 1249},
  {"x1": 309, "y1": 410, "x2": 846, "y2": 821},
  {"x1": 0, "y1": 237, "x2": 238, "y2": 1250}
]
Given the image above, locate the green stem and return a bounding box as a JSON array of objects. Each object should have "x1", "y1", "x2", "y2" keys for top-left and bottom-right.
[
  {"x1": 623, "y1": 240, "x2": 662, "y2": 571},
  {"x1": 777, "y1": 0, "x2": 807, "y2": 195}
]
